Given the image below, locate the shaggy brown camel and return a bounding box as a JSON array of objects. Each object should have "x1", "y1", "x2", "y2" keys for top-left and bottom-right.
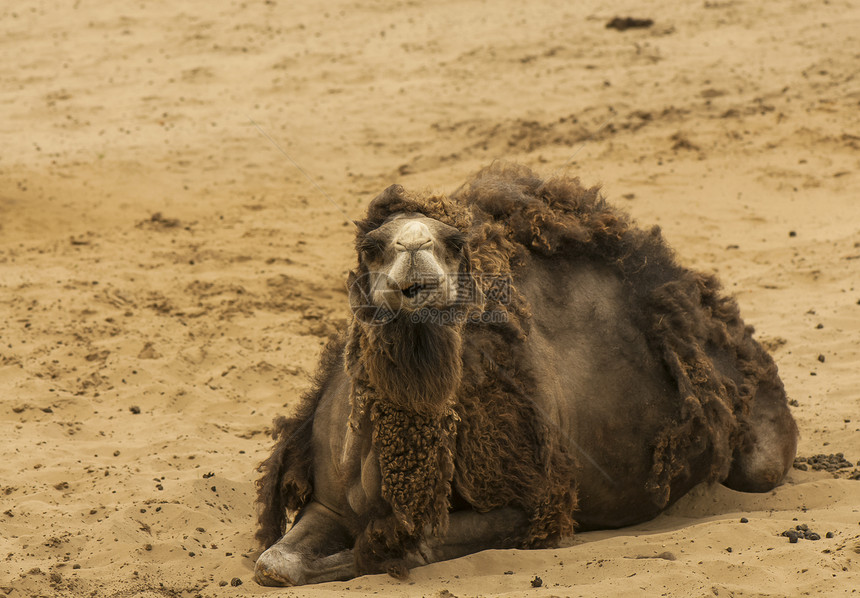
[{"x1": 254, "y1": 163, "x2": 798, "y2": 586}]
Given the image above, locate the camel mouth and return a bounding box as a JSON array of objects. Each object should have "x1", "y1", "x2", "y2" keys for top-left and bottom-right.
[{"x1": 401, "y1": 281, "x2": 438, "y2": 299}]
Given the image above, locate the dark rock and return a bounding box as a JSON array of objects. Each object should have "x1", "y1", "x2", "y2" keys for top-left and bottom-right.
[{"x1": 606, "y1": 17, "x2": 654, "y2": 31}]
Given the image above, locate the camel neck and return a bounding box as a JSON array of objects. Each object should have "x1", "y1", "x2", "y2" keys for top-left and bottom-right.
[{"x1": 346, "y1": 316, "x2": 464, "y2": 417}]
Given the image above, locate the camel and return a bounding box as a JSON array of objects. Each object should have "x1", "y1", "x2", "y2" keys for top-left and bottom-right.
[{"x1": 254, "y1": 163, "x2": 798, "y2": 586}]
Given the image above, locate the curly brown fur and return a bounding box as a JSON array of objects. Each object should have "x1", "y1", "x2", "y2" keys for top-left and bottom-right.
[
  {"x1": 345, "y1": 318, "x2": 463, "y2": 573},
  {"x1": 345, "y1": 179, "x2": 580, "y2": 571},
  {"x1": 255, "y1": 334, "x2": 346, "y2": 548},
  {"x1": 345, "y1": 317, "x2": 465, "y2": 418},
  {"x1": 453, "y1": 331, "x2": 578, "y2": 546},
  {"x1": 453, "y1": 162, "x2": 785, "y2": 505},
  {"x1": 352, "y1": 396, "x2": 458, "y2": 578},
  {"x1": 371, "y1": 399, "x2": 457, "y2": 536},
  {"x1": 355, "y1": 183, "x2": 473, "y2": 237}
]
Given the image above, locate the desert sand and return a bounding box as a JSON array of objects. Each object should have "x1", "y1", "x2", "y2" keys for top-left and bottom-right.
[{"x1": 1, "y1": 0, "x2": 859, "y2": 596}]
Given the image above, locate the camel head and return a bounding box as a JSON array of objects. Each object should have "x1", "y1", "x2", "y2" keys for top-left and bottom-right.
[{"x1": 348, "y1": 185, "x2": 475, "y2": 325}]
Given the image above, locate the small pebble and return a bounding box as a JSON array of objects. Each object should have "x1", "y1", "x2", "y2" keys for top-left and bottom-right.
[
  {"x1": 231, "y1": 578, "x2": 242, "y2": 587},
  {"x1": 793, "y1": 453, "x2": 855, "y2": 473},
  {"x1": 740, "y1": 517, "x2": 749, "y2": 523},
  {"x1": 129, "y1": 406, "x2": 141, "y2": 414},
  {"x1": 530, "y1": 576, "x2": 542, "y2": 588},
  {"x1": 782, "y1": 524, "x2": 823, "y2": 542},
  {"x1": 826, "y1": 532, "x2": 834, "y2": 538}
]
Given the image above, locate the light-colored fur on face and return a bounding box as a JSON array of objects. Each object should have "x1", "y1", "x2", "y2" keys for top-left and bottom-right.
[{"x1": 361, "y1": 213, "x2": 465, "y2": 313}]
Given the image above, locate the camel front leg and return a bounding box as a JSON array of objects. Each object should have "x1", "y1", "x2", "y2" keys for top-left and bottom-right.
[
  {"x1": 255, "y1": 501, "x2": 355, "y2": 586},
  {"x1": 428, "y1": 507, "x2": 529, "y2": 562},
  {"x1": 354, "y1": 507, "x2": 531, "y2": 580},
  {"x1": 256, "y1": 505, "x2": 530, "y2": 586}
]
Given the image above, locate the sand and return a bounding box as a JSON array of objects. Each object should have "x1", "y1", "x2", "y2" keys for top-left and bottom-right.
[{"x1": 1, "y1": 0, "x2": 859, "y2": 596}]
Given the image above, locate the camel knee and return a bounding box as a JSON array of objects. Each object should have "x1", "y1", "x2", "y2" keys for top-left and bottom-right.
[
  {"x1": 723, "y1": 378, "x2": 798, "y2": 493},
  {"x1": 724, "y1": 444, "x2": 792, "y2": 492},
  {"x1": 724, "y1": 414, "x2": 798, "y2": 492}
]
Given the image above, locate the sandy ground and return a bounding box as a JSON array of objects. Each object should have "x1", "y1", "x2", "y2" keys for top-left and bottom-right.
[{"x1": 2, "y1": 0, "x2": 859, "y2": 596}]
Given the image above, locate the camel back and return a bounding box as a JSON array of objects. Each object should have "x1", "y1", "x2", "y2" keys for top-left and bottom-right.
[{"x1": 451, "y1": 162, "x2": 783, "y2": 506}]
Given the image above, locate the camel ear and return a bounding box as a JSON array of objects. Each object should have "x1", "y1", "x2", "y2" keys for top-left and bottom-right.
[
  {"x1": 359, "y1": 184, "x2": 407, "y2": 232},
  {"x1": 377, "y1": 184, "x2": 406, "y2": 203}
]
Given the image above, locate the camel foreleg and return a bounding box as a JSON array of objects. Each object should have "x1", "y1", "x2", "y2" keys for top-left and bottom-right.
[
  {"x1": 255, "y1": 504, "x2": 528, "y2": 586},
  {"x1": 429, "y1": 506, "x2": 528, "y2": 562}
]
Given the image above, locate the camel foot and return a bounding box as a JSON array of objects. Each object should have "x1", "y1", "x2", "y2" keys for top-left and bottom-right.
[{"x1": 254, "y1": 547, "x2": 303, "y2": 586}]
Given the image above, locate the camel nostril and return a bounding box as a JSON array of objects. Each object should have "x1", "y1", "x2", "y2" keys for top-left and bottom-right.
[
  {"x1": 395, "y1": 239, "x2": 433, "y2": 253},
  {"x1": 394, "y1": 221, "x2": 435, "y2": 252}
]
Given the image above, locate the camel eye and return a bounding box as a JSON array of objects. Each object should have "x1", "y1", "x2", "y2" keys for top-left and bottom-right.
[
  {"x1": 444, "y1": 232, "x2": 467, "y2": 253},
  {"x1": 359, "y1": 236, "x2": 385, "y2": 260}
]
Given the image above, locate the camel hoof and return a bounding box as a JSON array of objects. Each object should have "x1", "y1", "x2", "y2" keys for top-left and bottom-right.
[{"x1": 254, "y1": 549, "x2": 303, "y2": 587}]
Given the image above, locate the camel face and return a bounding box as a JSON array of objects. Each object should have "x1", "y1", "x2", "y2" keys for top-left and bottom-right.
[{"x1": 356, "y1": 213, "x2": 467, "y2": 314}]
